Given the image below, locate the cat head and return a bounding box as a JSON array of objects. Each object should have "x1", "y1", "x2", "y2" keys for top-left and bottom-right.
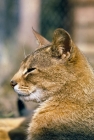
[{"x1": 10, "y1": 28, "x2": 89, "y2": 103}]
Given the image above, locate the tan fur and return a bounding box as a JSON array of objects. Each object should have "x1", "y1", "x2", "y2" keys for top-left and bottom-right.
[{"x1": 10, "y1": 28, "x2": 94, "y2": 140}]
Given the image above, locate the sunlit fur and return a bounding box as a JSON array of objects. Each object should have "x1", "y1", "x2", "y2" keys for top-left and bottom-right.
[{"x1": 11, "y1": 28, "x2": 94, "y2": 140}]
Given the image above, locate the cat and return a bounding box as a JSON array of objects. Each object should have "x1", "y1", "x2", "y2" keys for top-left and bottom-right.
[{"x1": 10, "y1": 28, "x2": 94, "y2": 140}]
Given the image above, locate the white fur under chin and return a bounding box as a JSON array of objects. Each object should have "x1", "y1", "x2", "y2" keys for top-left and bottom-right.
[
  {"x1": 28, "y1": 89, "x2": 43, "y2": 102},
  {"x1": 14, "y1": 85, "x2": 43, "y2": 103}
]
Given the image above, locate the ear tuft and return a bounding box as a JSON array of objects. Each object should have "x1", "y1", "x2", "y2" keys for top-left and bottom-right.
[
  {"x1": 32, "y1": 28, "x2": 51, "y2": 48},
  {"x1": 51, "y1": 28, "x2": 72, "y2": 59}
]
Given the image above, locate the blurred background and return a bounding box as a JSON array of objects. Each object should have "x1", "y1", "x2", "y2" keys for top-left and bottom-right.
[{"x1": 0, "y1": 0, "x2": 94, "y2": 117}]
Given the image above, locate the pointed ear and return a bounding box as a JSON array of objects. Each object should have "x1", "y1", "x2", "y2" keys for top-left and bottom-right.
[
  {"x1": 51, "y1": 28, "x2": 72, "y2": 59},
  {"x1": 32, "y1": 28, "x2": 51, "y2": 48}
]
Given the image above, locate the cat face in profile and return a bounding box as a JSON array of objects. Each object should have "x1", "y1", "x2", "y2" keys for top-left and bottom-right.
[
  {"x1": 11, "y1": 28, "x2": 94, "y2": 104},
  {"x1": 10, "y1": 28, "x2": 94, "y2": 140}
]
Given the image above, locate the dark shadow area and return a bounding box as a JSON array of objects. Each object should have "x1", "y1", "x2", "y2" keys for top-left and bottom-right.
[{"x1": 8, "y1": 117, "x2": 31, "y2": 140}]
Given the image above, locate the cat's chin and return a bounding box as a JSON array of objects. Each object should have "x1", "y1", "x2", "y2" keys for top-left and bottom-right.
[
  {"x1": 18, "y1": 94, "x2": 32, "y2": 102},
  {"x1": 14, "y1": 85, "x2": 43, "y2": 103},
  {"x1": 19, "y1": 90, "x2": 43, "y2": 103}
]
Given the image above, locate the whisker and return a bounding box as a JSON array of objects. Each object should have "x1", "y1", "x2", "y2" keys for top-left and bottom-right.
[{"x1": 22, "y1": 43, "x2": 26, "y2": 58}]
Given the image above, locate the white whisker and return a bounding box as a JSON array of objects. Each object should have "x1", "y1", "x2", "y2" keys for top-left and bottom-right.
[{"x1": 23, "y1": 43, "x2": 26, "y2": 58}]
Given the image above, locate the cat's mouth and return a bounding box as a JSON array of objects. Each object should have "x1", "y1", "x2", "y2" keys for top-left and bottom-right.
[{"x1": 14, "y1": 85, "x2": 42, "y2": 102}]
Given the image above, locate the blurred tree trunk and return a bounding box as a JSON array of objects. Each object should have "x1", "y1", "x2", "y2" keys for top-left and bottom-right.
[{"x1": 18, "y1": 0, "x2": 41, "y2": 50}]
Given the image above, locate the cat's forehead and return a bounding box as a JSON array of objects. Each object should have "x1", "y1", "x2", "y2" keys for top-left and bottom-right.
[
  {"x1": 21, "y1": 54, "x2": 33, "y2": 66},
  {"x1": 20, "y1": 49, "x2": 45, "y2": 67},
  {"x1": 22, "y1": 45, "x2": 51, "y2": 62},
  {"x1": 21, "y1": 46, "x2": 52, "y2": 68}
]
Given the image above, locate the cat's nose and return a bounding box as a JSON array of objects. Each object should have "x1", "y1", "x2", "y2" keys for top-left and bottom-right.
[{"x1": 10, "y1": 80, "x2": 17, "y2": 87}]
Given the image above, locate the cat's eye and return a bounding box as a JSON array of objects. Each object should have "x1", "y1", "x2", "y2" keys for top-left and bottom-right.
[{"x1": 25, "y1": 68, "x2": 36, "y2": 74}]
